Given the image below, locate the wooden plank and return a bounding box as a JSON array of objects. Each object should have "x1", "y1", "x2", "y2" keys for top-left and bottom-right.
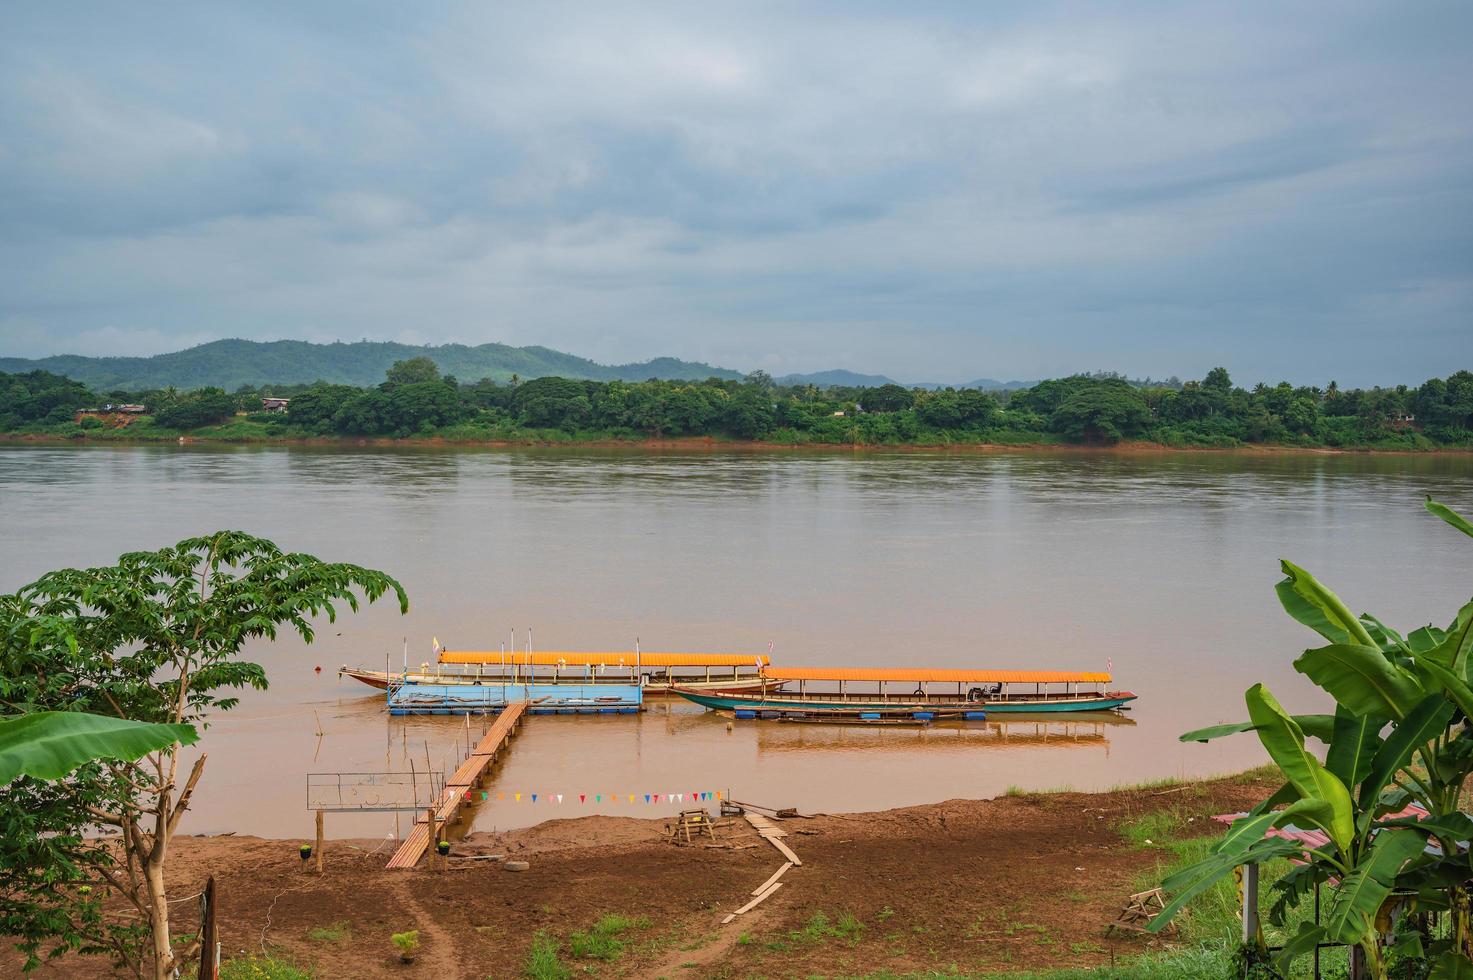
[
  {"x1": 751, "y1": 862, "x2": 792, "y2": 896},
  {"x1": 744, "y1": 813, "x2": 787, "y2": 837},
  {"x1": 720, "y1": 913, "x2": 737, "y2": 925},
  {"x1": 732, "y1": 881, "x2": 783, "y2": 915},
  {"x1": 763, "y1": 834, "x2": 802, "y2": 867}
]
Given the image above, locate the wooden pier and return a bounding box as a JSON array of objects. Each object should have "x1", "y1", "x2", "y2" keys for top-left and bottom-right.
[{"x1": 386, "y1": 701, "x2": 527, "y2": 869}]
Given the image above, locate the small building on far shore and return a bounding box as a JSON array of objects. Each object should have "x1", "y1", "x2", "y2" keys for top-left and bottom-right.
[
  {"x1": 75, "y1": 404, "x2": 148, "y2": 426},
  {"x1": 261, "y1": 397, "x2": 291, "y2": 412}
]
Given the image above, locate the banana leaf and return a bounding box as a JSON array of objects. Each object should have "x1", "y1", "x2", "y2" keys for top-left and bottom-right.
[
  {"x1": 0, "y1": 711, "x2": 198, "y2": 784},
  {"x1": 1324, "y1": 706, "x2": 1384, "y2": 787},
  {"x1": 1149, "y1": 836, "x2": 1303, "y2": 933},
  {"x1": 1377, "y1": 811, "x2": 1473, "y2": 843},
  {"x1": 1274, "y1": 922, "x2": 1329, "y2": 974},
  {"x1": 1431, "y1": 951, "x2": 1473, "y2": 980},
  {"x1": 1294, "y1": 643, "x2": 1425, "y2": 721},
  {"x1": 1360, "y1": 614, "x2": 1411, "y2": 656},
  {"x1": 1359, "y1": 694, "x2": 1456, "y2": 808},
  {"x1": 1427, "y1": 497, "x2": 1473, "y2": 541},
  {"x1": 1246, "y1": 684, "x2": 1354, "y2": 852},
  {"x1": 1277, "y1": 560, "x2": 1376, "y2": 647},
  {"x1": 1414, "y1": 659, "x2": 1473, "y2": 720},
  {"x1": 1268, "y1": 857, "x2": 1332, "y2": 926},
  {"x1": 1179, "y1": 714, "x2": 1335, "y2": 744},
  {"x1": 1322, "y1": 829, "x2": 1426, "y2": 944}
]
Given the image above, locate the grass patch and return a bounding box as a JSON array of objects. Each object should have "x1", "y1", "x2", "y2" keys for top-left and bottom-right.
[
  {"x1": 305, "y1": 921, "x2": 349, "y2": 942},
  {"x1": 217, "y1": 956, "x2": 315, "y2": 980},
  {"x1": 786, "y1": 910, "x2": 865, "y2": 946},
  {"x1": 566, "y1": 913, "x2": 649, "y2": 961},
  {"x1": 1116, "y1": 809, "x2": 1184, "y2": 848},
  {"x1": 524, "y1": 930, "x2": 569, "y2": 980}
]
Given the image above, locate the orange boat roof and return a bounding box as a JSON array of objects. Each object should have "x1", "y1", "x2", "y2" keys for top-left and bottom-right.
[
  {"x1": 760, "y1": 667, "x2": 1112, "y2": 684},
  {"x1": 437, "y1": 651, "x2": 769, "y2": 669}
]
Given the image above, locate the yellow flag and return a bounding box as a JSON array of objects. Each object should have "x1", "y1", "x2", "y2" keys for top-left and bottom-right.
[{"x1": 514, "y1": 792, "x2": 521, "y2": 803}]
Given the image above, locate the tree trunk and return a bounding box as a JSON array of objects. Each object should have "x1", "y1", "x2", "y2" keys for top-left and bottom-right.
[
  {"x1": 1351, "y1": 938, "x2": 1387, "y2": 980},
  {"x1": 144, "y1": 857, "x2": 173, "y2": 980}
]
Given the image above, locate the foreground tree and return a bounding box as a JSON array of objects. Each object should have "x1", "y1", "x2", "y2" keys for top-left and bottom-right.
[
  {"x1": 0, "y1": 532, "x2": 407, "y2": 977},
  {"x1": 1156, "y1": 499, "x2": 1473, "y2": 979}
]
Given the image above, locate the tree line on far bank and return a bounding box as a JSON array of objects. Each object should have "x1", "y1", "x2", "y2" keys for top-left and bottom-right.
[{"x1": 2, "y1": 356, "x2": 1472, "y2": 450}]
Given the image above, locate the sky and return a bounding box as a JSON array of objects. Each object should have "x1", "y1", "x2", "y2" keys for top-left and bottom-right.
[{"x1": 1, "y1": 2, "x2": 1470, "y2": 386}]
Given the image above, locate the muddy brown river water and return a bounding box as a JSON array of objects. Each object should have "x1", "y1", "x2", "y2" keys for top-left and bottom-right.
[{"x1": 2, "y1": 444, "x2": 1470, "y2": 839}]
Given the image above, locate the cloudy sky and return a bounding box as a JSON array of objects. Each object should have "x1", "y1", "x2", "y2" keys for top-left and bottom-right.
[{"x1": 1, "y1": 2, "x2": 1469, "y2": 385}]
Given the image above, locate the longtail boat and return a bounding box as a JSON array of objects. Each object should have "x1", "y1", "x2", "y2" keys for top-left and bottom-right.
[
  {"x1": 340, "y1": 650, "x2": 771, "y2": 696},
  {"x1": 670, "y1": 667, "x2": 1136, "y2": 719}
]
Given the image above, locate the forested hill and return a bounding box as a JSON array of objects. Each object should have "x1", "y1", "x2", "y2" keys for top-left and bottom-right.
[{"x1": 0, "y1": 339, "x2": 745, "y2": 390}]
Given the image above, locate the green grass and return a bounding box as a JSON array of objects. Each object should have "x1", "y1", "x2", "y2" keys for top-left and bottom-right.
[
  {"x1": 305, "y1": 921, "x2": 349, "y2": 942},
  {"x1": 786, "y1": 910, "x2": 865, "y2": 947},
  {"x1": 566, "y1": 913, "x2": 648, "y2": 961},
  {"x1": 524, "y1": 930, "x2": 570, "y2": 980},
  {"x1": 217, "y1": 956, "x2": 315, "y2": 980}
]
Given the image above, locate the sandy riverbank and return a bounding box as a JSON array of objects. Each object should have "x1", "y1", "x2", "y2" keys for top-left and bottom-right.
[{"x1": 8, "y1": 771, "x2": 1274, "y2": 979}]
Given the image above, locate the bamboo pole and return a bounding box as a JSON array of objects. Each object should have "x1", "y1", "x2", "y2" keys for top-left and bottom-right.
[{"x1": 315, "y1": 811, "x2": 324, "y2": 873}]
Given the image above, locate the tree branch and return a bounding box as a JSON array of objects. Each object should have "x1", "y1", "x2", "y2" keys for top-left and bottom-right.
[{"x1": 166, "y1": 754, "x2": 207, "y2": 838}]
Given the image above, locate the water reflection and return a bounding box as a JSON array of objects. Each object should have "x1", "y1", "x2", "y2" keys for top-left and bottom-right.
[{"x1": 2, "y1": 443, "x2": 1471, "y2": 836}]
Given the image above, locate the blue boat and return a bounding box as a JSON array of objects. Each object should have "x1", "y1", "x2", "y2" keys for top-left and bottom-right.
[
  {"x1": 387, "y1": 681, "x2": 643, "y2": 716},
  {"x1": 670, "y1": 667, "x2": 1136, "y2": 719}
]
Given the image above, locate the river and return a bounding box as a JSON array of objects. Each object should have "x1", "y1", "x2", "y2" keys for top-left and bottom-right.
[{"x1": 2, "y1": 444, "x2": 1470, "y2": 839}]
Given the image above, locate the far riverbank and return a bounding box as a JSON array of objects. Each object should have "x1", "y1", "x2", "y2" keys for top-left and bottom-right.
[{"x1": 4, "y1": 429, "x2": 1471, "y2": 456}]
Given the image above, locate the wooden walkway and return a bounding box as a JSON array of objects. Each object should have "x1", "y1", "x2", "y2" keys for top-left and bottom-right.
[{"x1": 386, "y1": 701, "x2": 527, "y2": 870}]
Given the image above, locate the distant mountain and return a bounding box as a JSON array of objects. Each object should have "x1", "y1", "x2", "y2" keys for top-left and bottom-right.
[
  {"x1": 0, "y1": 339, "x2": 743, "y2": 391},
  {"x1": 776, "y1": 369, "x2": 899, "y2": 388},
  {"x1": 961, "y1": 378, "x2": 1034, "y2": 390}
]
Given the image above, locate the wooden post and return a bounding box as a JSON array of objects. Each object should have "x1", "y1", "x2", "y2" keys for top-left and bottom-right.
[
  {"x1": 427, "y1": 807, "x2": 440, "y2": 871},
  {"x1": 315, "y1": 810, "x2": 324, "y2": 874},
  {"x1": 1240, "y1": 862, "x2": 1259, "y2": 946},
  {"x1": 197, "y1": 875, "x2": 218, "y2": 980}
]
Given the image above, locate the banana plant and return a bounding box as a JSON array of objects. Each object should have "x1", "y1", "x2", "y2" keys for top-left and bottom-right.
[{"x1": 1152, "y1": 498, "x2": 1473, "y2": 979}]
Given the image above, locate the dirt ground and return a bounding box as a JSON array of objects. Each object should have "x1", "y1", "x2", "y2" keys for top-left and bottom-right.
[{"x1": 7, "y1": 773, "x2": 1272, "y2": 979}]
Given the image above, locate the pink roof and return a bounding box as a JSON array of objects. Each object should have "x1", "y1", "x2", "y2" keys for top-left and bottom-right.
[{"x1": 1212, "y1": 802, "x2": 1434, "y2": 856}]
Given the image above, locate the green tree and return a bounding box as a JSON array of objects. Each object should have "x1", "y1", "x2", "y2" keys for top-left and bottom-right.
[
  {"x1": 722, "y1": 387, "x2": 775, "y2": 439},
  {"x1": 0, "y1": 533, "x2": 407, "y2": 977},
  {"x1": 152, "y1": 388, "x2": 235, "y2": 429},
  {"x1": 862, "y1": 384, "x2": 913, "y2": 413},
  {"x1": 1049, "y1": 382, "x2": 1151, "y2": 442},
  {"x1": 384, "y1": 356, "x2": 440, "y2": 385}
]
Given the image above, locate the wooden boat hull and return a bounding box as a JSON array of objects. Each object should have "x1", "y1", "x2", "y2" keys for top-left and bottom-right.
[
  {"x1": 338, "y1": 666, "x2": 769, "y2": 696},
  {"x1": 670, "y1": 688, "x2": 986, "y2": 719},
  {"x1": 671, "y1": 687, "x2": 1136, "y2": 717}
]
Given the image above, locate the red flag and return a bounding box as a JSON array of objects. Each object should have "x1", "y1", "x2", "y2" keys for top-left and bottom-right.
[{"x1": 580, "y1": 794, "x2": 586, "y2": 803}]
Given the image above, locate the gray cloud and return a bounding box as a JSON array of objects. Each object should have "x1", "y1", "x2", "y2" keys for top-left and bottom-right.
[{"x1": 0, "y1": 1, "x2": 1469, "y2": 385}]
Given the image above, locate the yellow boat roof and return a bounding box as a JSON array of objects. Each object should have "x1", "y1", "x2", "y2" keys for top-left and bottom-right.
[
  {"x1": 760, "y1": 667, "x2": 1112, "y2": 684},
  {"x1": 437, "y1": 651, "x2": 770, "y2": 669}
]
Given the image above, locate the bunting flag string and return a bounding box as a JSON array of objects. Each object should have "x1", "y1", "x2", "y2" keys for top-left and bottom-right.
[{"x1": 479, "y1": 789, "x2": 725, "y2": 805}]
